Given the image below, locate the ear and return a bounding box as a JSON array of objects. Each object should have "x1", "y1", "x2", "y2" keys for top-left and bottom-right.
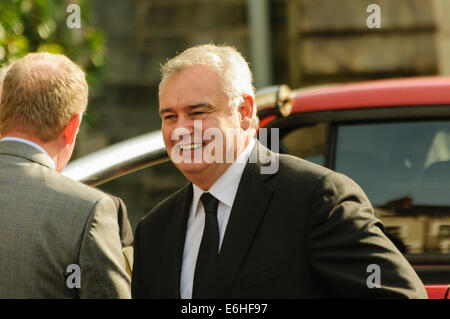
[
  {"x1": 238, "y1": 95, "x2": 255, "y2": 130},
  {"x1": 62, "y1": 113, "x2": 82, "y2": 145}
]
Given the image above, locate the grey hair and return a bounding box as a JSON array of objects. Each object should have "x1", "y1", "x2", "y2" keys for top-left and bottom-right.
[{"x1": 159, "y1": 44, "x2": 259, "y2": 128}]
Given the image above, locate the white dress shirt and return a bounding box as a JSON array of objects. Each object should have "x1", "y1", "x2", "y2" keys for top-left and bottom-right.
[
  {"x1": 180, "y1": 138, "x2": 256, "y2": 299},
  {"x1": 0, "y1": 137, "x2": 55, "y2": 170}
]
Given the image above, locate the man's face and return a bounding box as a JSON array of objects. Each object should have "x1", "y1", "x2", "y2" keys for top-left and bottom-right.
[{"x1": 159, "y1": 65, "x2": 248, "y2": 188}]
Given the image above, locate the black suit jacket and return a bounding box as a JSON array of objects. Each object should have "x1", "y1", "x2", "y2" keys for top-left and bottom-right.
[{"x1": 132, "y1": 142, "x2": 427, "y2": 298}]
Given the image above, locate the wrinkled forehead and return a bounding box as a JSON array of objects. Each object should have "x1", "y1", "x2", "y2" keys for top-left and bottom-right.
[
  {"x1": 160, "y1": 64, "x2": 223, "y2": 90},
  {"x1": 159, "y1": 65, "x2": 228, "y2": 109}
]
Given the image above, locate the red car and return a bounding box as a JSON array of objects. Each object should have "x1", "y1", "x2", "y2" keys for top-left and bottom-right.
[
  {"x1": 257, "y1": 77, "x2": 450, "y2": 299},
  {"x1": 64, "y1": 76, "x2": 450, "y2": 298}
]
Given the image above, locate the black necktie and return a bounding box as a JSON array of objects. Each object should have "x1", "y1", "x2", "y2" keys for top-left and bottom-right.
[{"x1": 192, "y1": 192, "x2": 219, "y2": 298}]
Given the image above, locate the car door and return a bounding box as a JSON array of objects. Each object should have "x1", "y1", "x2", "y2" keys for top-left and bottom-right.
[{"x1": 278, "y1": 117, "x2": 450, "y2": 298}]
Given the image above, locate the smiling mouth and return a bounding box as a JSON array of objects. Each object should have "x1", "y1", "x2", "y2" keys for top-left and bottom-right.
[{"x1": 178, "y1": 142, "x2": 204, "y2": 151}]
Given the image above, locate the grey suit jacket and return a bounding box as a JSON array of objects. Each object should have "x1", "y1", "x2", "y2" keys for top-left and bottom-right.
[{"x1": 0, "y1": 141, "x2": 131, "y2": 298}]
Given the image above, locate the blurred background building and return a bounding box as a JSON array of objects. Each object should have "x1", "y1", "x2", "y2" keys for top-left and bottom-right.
[{"x1": 1, "y1": 0, "x2": 450, "y2": 229}]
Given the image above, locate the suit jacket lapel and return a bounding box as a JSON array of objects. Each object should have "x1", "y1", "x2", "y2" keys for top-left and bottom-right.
[
  {"x1": 215, "y1": 142, "x2": 276, "y2": 298},
  {"x1": 160, "y1": 183, "x2": 192, "y2": 298}
]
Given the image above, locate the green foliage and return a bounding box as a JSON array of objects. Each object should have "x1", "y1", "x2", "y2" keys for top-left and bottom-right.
[{"x1": 0, "y1": 0, "x2": 105, "y2": 88}]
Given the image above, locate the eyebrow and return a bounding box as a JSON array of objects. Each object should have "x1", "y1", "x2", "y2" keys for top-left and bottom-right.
[{"x1": 159, "y1": 103, "x2": 213, "y2": 115}]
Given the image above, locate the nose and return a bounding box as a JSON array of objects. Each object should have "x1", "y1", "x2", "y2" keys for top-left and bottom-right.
[
  {"x1": 175, "y1": 113, "x2": 195, "y2": 134},
  {"x1": 170, "y1": 114, "x2": 203, "y2": 145}
]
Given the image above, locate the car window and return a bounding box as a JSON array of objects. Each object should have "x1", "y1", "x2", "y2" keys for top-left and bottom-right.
[
  {"x1": 281, "y1": 122, "x2": 327, "y2": 166},
  {"x1": 334, "y1": 120, "x2": 450, "y2": 259}
]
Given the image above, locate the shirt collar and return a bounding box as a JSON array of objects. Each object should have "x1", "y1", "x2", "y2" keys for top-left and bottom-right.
[
  {"x1": 192, "y1": 138, "x2": 256, "y2": 216},
  {"x1": 0, "y1": 137, "x2": 55, "y2": 170}
]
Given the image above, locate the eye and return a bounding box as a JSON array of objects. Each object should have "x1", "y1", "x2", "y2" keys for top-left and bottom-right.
[
  {"x1": 163, "y1": 114, "x2": 177, "y2": 122},
  {"x1": 190, "y1": 111, "x2": 207, "y2": 118}
]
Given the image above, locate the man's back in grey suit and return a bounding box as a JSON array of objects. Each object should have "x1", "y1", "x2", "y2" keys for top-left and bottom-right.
[
  {"x1": 0, "y1": 141, "x2": 131, "y2": 298},
  {"x1": 0, "y1": 52, "x2": 131, "y2": 298}
]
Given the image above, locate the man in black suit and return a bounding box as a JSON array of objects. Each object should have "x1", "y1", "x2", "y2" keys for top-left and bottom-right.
[{"x1": 132, "y1": 44, "x2": 427, "y2": 298}]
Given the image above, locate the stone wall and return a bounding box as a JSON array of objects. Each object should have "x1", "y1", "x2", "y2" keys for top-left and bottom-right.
[
  {"x1": 287, "y1": 0, "x2": 437, "y2": 86},
  {"x1": 72, "y1": 0, "x2": 442, "y2": 229}
]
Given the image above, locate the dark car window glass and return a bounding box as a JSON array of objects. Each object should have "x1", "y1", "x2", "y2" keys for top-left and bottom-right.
[
  {"x1": 281, "y1": 123, "x2": 327, "y2": 165},
  {"x1": 335, "y1": 121, "x2": 450, "y2": 258}
]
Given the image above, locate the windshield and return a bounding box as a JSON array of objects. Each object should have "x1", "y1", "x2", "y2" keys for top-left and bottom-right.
[{"x1": 334, "y1": 120, "x2": 450, "y2": 258}]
